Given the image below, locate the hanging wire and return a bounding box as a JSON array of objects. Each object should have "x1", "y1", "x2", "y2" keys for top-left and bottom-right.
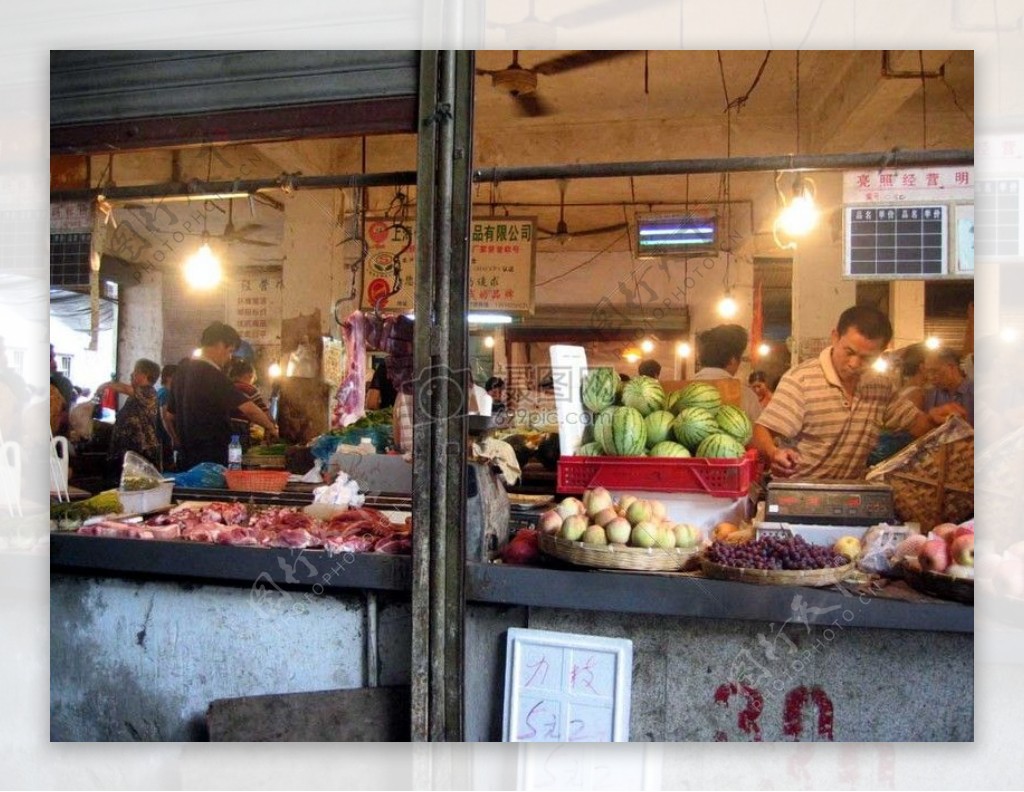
[
  {"x1": 795, "y1": 51, "x2": 801, "y2": 155},
  {"x1": 918, "y1": 50, "x2": 928, "y2": 149}
]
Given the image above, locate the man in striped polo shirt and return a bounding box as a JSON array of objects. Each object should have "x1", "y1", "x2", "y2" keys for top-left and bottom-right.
[{"x1": 752, "y1": 306, "x2": 967, "y2": 480}]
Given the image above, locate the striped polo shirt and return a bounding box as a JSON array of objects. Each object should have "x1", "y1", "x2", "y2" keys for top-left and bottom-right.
[{"x1": 756, "y1": 347, "x2": 921, "y2": 479}]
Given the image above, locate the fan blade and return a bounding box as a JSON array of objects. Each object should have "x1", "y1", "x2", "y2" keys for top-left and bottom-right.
[
  {"x1": 475, "y1": 67, "x2": 500, "y2": 77},
  {"x1": 227, "y1": 237, "x2": 278, "y2": 248},
  {"x1": 531, "y1": 50, "x2": 636, "y2": 76},
  {"x1": 569, "y1": 222, "x2": 629, "y2": 237},
  {"x1": 513, "y1": 93, "x2": 552, "y2": 117}
]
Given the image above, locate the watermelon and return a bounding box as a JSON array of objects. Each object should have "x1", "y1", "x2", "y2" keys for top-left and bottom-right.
[
  {"x1": 620, "y1": 375, "x2": 665, "y2": 417},
  {"x1": 715, "y1": 404, "x2": 753, "y2": 445},
  {"x1": 594, "y1": 406, "x2": 647, "y2": 456},
  {"x1": 696, "y1": 432, "x2": 747, "y2": 459},
  {"x1": 665, "y1": 388, "x2": 688, "y2": 414},
  {"x1": 649, "y1": 441, "x2": 692, "y2": 458},
  {"x1": 581, "y1": 367, "x2": 618, "y2": 413},
  {"x1": 674, "y1": 381, "x2": 722, "y2": 416},
  {"x1": 576, "y1": 442, "x2": 604, "y2": 457},
  {"x1": 671, "y1": 406, "x2": 719, "y2": 451},
  {"x1": 644, "y1": 410, "x2": 675, "y2": 448}
]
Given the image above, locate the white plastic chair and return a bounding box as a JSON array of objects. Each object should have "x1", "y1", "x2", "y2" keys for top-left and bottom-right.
[{"x1": 49, "y1": 433, "x2": 70, "y2": 503}]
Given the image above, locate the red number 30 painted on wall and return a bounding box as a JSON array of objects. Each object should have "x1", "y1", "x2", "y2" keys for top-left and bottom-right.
[{"x1": 714, "y1": 683, "x2": 834, "y2": 741}]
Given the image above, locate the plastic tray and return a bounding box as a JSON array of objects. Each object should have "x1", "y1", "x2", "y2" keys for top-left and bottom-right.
[
  {"x1": 224, "y1": 469, "x2": 291, "y2": 493},
  {"x1": 557, "y1": 450, "x2": 759, "y2": 499},
  {"x1": 117, "y1": 481, "x2": 173, "y2": 515}
]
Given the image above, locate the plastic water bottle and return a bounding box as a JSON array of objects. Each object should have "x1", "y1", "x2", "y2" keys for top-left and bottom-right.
[
  {"x1": 227, "y1": 435, "x2": 243, "y2": 470},
  {"x1": 358, "y1": 437, "x2": 376, "y2": 455}
]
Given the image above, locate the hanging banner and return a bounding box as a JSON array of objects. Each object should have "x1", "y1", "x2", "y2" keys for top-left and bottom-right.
[
  {"x1": 360, "y1": 216, "x2": 536, "y2": 314},
  {"x1": 227, "y1": 269, "x2": 284, "y2": 345}
]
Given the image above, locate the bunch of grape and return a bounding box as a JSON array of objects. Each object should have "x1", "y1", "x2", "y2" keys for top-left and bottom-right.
[{"x1": 706, "y1": 534, "x2": 847, "y2": 570}]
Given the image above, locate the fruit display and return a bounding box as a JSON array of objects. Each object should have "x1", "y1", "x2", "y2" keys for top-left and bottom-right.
[
  {"x1": 902, "y1": 522, "x2": 974, "y2": 580},
  {"x1": 574, "y1": 376, "x2": 752, "y2": 461},
  {"x1": 705, "y1": 534, "x2": 848, "y2": 571},
  {"x1": 535, "y1": 487, "x2": 704, "y2": 551}
]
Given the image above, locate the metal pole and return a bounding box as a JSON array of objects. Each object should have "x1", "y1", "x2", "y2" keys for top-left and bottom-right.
[
  {"x1": 365, "y1": 591, "x2": 378, "y2": 688},
  {"x1": 473, "y1": 148, "x2": 973, "y2": 184}
]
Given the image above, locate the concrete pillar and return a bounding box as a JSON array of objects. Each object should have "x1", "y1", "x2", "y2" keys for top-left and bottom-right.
[
  {"x1": 890, "y1": 281, "x2": 926, "y2": 348},
  {"x1": 280, "y1": 191, "x2": 344, "y2": 336}
]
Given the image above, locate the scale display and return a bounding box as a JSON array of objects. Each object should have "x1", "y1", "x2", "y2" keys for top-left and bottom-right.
[{"x1": 845, "y1": 205, "x2": 947, "y2": 277}]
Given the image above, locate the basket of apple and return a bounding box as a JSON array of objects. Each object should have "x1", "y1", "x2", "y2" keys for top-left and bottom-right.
[
  {"x1": 536, "y1": 488, "x2": 704, "y2": 572},
  {"x1": 898, "y1": 522, "x2": 974, "y2": 604}
]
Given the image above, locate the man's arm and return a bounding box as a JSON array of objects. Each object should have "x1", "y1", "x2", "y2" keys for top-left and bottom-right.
[
  {"x1": 238, "y1": 400, "x2": 278, "y2": 438},
  {"x1": 161, "y1": 405, "x2": 179, "y2": 449},
  {"x1": 751, "y1": 424, "x2": 801, "y2": 477},
  {"x1": 908, "y1": 403, "x2": 968, "y2": 438}
]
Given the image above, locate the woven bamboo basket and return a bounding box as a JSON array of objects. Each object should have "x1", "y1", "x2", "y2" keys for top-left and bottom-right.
[
  {"x1": 900, "y1": 559, "x2": 974, "y2": 604},
  {"x1": 699, "y1": 557, "x2": 856, "y2": 587},
  {"x1": 224, "y1": 469, "x2": 291, "y2": 493},
  {"x1": 867, "y1": 417, "x2": 973, "y2": 532},
  {"x1": 538, "y1": 532, "x2": 699, "y2": 572}
]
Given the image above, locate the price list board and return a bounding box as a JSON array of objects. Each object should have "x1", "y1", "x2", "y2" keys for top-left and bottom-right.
[
  {"x1": 50, "y1": 201, "x2": 93, "y2": 288},
  {"x1": 845, "y1": 205, "x2": 947, "y2": 278}
]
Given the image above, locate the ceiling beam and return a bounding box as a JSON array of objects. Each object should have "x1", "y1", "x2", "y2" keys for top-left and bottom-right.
[{"x1": 812, "y1": 50, "x2": 955, "y2": 153}]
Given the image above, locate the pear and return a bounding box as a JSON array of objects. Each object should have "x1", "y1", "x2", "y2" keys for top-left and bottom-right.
[
  {"x1": 582, "y1": 525, "x2": 608, "y2": 546},
  {"x1": 592, "y1": 506, "x2": 619, "y2": 528},
  {"x1": 673, "y1": 523, "x2": 700, "y2": 549},
  {"x1": 654, "y1": 524, "x2": 677, "y2": 550},
  {"x1": 605, "y1": 517, "x2": 632, "y2": 545},
  {"x1": 560, "y1": 514, "x2": 588, "y2": 542},
  {"x1": 585, "y1": 487, "x2": 614, "y2": 518},
  {"x1": 650, "y1": 499, "x2": 668, "y2": 521},
  {"x1": 626, "y1": 499, "x2": 653, "y2": 526},
  {"x1": 537, "y1": 510, "x2": 564, "y2": 536},
  {"x1": 631, "y1": 520, "x2": 659, "y2": 548}
]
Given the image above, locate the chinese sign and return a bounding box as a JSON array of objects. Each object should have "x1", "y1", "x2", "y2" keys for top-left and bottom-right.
[
  {"x1": 227, "y1": 269, "x2": 283, "y2": 344},
  {"x1": 842, "y1": 166, "x2": 974, "y2": 204},
  {"x1": 50, "y1": 201, "x2": 94, "y2": 288},
  {"x1": 360, "y1": 216, "x2": 536, "y2": 314}
]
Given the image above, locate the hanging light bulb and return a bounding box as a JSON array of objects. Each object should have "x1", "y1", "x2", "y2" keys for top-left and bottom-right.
[
  {"x1": 776, "y1": 176, "x2": 819, "y2": 237},
  {"x1": 924, "y1": 336, "x2": 942, "y2": 350},
  {"x1": 640, "y1": 338, "x2": 655, "y2": 354},
  {"x1": 872, "y1": 357, "x2": 890, "y2": 374},
  {"x1": 268, "y1": 362, "x2": 282, "y2": 379},
  {"x1": 717, "y1": 293, "x2": 738, "y2": 319},
  {"x1": 483, "y1": 335, "x2": 496, "y2": 349},
  {"x1": 757, "y1": 342, "x2": 771, "y2": 357},
  {"x1": 622, "y1": 347, "x2": 641, "y2": 363},
  {"x1": 184, "y1": 238, "x2": 221, "y2": 289},
  {"x1": 192, "y1": 348, "x2": 202, "y2": 358},
  {"x1": 676, "y1": 341, "x2": 691, "y2": 358}
]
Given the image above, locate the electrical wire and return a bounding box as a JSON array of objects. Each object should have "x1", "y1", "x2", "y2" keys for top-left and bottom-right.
[
  {"x1": 533, "y1": 229, "x2": 629, "y2": 287},
  {"x1": 919, "y1": 50, "x2": 928, "y2": 149}
]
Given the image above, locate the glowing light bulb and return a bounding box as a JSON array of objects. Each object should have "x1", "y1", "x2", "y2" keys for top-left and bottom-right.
[
  {"x1": 640, "y1": 339, "x2": 655, "y2": 353},
  {"x1": 924, "y1": 336, "x2": 942, "y2": 350},
  {"x1": 268, "y1": 363, "x2": 282, "y2": 379},
  {"x1": 483, "y1": 335, "x2": 496, "y2": 349},
  {"x1": 192, "y1": 348, "x2": 202, "y2": 358},
  {"x1": 676, "y1": 342, "x2": 691, "y2": 358},
  {"x1": 872, "y1": 357, "x2": 890, "y2": 373},
  {"x1": 184, "y1": 242, "x2": 221, "y2": 289},
  {"x1": 757, "y1": 343, "x2": 771, "y2": 357},
  {"x1": 717, "y1": 295, "x2": 738, "y2": 319}
]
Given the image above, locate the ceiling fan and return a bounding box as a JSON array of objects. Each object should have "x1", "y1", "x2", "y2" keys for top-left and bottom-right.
[
  {"x1": 537, "y1": 179, "x2": 629, "y2": 243},
  {"x1": 176, "y1": 197, "x2": 279, "y2": 248},
  {"x1": 475, "y1": 50, "x2": 637, "y2": 117}
]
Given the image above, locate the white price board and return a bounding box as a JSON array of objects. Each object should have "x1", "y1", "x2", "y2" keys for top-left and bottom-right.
[{"x1": 503, "y1": 628, "x2": 632, "y2": 743}]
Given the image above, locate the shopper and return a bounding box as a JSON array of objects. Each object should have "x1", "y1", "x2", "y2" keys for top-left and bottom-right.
[
  {"x1": 747, "y1": 370, "x2": 773, "y2": 408},
  {"x1": 923, "y1": 346, "x2": 974, "y2": 427},
  {"x1": 692, "y1": 324, "x2": 763, "y2": 420},
  {"x1": 165, "y1": 322, "x2": 278, "y2": 469},
  {"x1": 752, "y1": 306, "x2": 967, "y2": 480},
  {"x1": 100, "y1": 358, "x2": 162, "y2": 484},
  {"x1": 638, "y1": 359, "x2": 661, "y2": 379}
]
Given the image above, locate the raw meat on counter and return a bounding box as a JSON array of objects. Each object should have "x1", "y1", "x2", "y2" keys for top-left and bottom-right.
[{"x1": 74, "y1": 501, "x2": 412, "y2": 556}]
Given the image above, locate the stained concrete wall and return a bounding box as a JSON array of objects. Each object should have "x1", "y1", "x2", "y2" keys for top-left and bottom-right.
[{"x1": 50, "y1": 574, "x2": 410, "y2": 741}]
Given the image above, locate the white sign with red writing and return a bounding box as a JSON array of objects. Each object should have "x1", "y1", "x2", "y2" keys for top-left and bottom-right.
[
  {"x1": 843, "y1": 166, "x2": 974, "y2": 204},
  {"x1": 360, "y1": 216, "x2": 537, "y2": 314},
  {"x1": 227, "y1": 270, "x2": 284, "y2": 344}
]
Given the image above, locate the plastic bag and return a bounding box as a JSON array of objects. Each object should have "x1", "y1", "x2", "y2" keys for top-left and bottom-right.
[
  {"x1": 172, "y1": 462, "x2": 227, "y2": 489},
  {"x1": 120, "y1": 450, "x2": 165, "y2": 491},
  {"x1": 858, "y1": 523, "x2": 916, "y2": 575},
  {"x1": 309, "y1": 434, "x2": 344, "y2": 462}
]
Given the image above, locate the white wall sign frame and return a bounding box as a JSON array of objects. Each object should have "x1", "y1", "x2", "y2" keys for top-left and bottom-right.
[{"x1": 503, "y1": 627, "x2": 633, "y2": 743}]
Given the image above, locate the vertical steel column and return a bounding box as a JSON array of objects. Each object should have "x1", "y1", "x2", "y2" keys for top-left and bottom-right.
[{"x1": 410, "y1": 50, "x2": 474, "y2": 742}]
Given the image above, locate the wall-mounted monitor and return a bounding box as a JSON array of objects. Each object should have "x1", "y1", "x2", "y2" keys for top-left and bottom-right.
[{"x1": 636, "y1": 212, "x2": 717, "y2": 258}]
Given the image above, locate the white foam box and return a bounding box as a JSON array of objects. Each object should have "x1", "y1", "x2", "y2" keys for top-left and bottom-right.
[
  {"x1": 611, "y1": 490, "x2": 751, "y2": 532},
  {"x1": 117, "y1": 481, "x2": 173, "y2": 515},
  {"x1": 549, "y1": 344, "x2": 590, "y2": 457}
]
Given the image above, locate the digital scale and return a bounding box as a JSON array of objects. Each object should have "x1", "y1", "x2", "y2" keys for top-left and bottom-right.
[{"x1": 764, "y1": 479, "x2": 895, "y2": 526}]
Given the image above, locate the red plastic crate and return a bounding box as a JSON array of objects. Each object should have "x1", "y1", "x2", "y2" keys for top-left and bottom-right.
[{"x1": 556, "y1": 450, "x2": 759, "y2": 499}]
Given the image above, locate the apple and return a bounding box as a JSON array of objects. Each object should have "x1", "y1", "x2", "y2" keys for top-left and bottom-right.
[
  {"x1": 559, "y1": 514, "x2": 588, "y2": 542},
  {"x1": 950, "y1": 534, "x2": 974, "y2": 567},
  {"x1": 833, "y1": 535, "x2": 862, "y2": 562},
  {"x1": 654, "y1": 524, "x2": 677, "y2": 550},
  {"x1": 537, "y1": 510, "x2": 563, "y2": 536},
  {"x1": 582, "y1": 525, "x2": 608, "y2": 546},
  {"x1": 919, "y1": 538, "x2": 950, "y2": 573},
  {"x1": 626, "y1": 499, "x2": 654, "y2": 526},
  {"x1": 945, "y1": 563, "x2": 974, "y2": 580},
  {"x1": 556, "y1": 497, "x2": 585, "y2": 521},
  {"x1": 953, "y1": 526, "x2": 974, "y2": 540},
  {"x1": 630, "y1": 521, "x2": 659, "y2": 548},
  {"x1": 930, "y1": 523, "x2": 959, "y2": 544},
  {"x1": 673, "y1": 523, "x2": 700, "y2": 549},
  {"x1": 585, "y1": 487, "x2": 614, "y2": 518},
  {"x1": 592, "y1": 506, "x2": 619, "y2": 528},
  {"x1": 605, "y1": 517, "x2": 632, "y2": 545},
  {"x1": 893, "y1": 534, "x2": 928, "y2": 560}
]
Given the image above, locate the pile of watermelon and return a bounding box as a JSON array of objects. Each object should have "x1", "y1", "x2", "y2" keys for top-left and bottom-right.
[{"x1": 577, "y1": 370, "x2": 752, "y2": 459}]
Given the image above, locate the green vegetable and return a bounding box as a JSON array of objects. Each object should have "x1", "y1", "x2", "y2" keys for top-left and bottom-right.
[
  {"x1": 248, "y1": 443, "x2": 288, "y2": 456},
  {"x1": 50, "y1": 490, "x2": 123, "y2": 521}
]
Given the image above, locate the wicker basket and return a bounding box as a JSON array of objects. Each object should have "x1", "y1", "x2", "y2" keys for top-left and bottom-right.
[
  {"x1": 700, "y1": 557, "x2": 856, "y2": 587},
  {"x1": 538, "y1": 532, "x2": 699, "y2": 572},
  {"x1": 866, "y1": 417, "x2": 973, "y2": 532},
  {"x1": 242, "y1": 453, "x2": 287, "y2": 469},
  {"x1": 224, "y1": 469, "x2": 291, "y2": 493},
  {"x1": 900, "y1": 560, "x2": 974, "y2": 604}
]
